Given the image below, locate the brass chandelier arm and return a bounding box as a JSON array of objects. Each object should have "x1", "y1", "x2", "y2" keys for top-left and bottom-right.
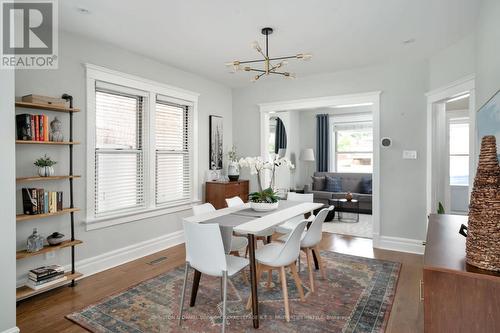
[{"x1": 268, "y1": 55, "x2": 300, "y2": 61}]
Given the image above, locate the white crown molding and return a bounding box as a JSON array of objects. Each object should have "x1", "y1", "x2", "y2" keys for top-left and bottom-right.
[
  {"x1": 373, "y1": 234, "x2": 425, "y2": 255},
  {"x1": 17, "y1": 230, "x2": 184, "y2": 287}
]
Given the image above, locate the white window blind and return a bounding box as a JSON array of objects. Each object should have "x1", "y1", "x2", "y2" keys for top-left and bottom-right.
[
  {"x1": 95, "y1": 84, "x2": 145, "y2": 216},
  {"x1": 155, "y1": 99, "x2": 192, "y2": 205}
]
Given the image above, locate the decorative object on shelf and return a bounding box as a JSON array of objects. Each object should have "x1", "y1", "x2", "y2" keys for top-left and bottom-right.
[
  {"x1": 205, "y1": 169, "x2": 222, "y2": 182},
  {"x1": 227, "y1": 145, "x2": 240, "y2": 181},
  {"x1": 345, "y1": 192, "x2": 353, "y2": 202},
  {"x1": 239, "y1": 155, "x2": 294, "y2": 211},
  {"x1": 47, "y1": 232, "x2": 65, "y2": 246},
  {"x1": 26, "y1": 228, "x2": 44, "y2": 253},
  {"x1": 49, "y1": 116, "x2": 64, "y2": 142},
  {"x1": 22, "y1": 94, "x2": 69, "y2": 107},
  {"x1": 225, "y1": 27, "x2": 312, "y2": 82},
  {"x1": 34, "y1": 154, "x2": 56, "y2": 177},
  {"x1": 209, "y1": 115, "x2": 223, "y2": 170},
  {"x1": 466, "y1": 135, "x2": 500, "y2": 272}
]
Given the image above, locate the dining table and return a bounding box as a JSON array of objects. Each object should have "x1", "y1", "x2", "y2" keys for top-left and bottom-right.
[{"x1": 183, "y1": 200, "x2": 324, "y2": 329}]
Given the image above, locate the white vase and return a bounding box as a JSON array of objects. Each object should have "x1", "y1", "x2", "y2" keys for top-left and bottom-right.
[
  {"x1": 227, "y1": 161, "x2": 240, "y2": 181},
  {"x1": 250, "y1": 201, "x2": 279, "y2": 212},
  {"x1": 38, "y1": 166, "x2": 54, "y2": 177}
]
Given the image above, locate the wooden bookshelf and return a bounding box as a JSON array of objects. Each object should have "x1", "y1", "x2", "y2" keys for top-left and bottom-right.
[
  {"x1": 17, "y1": 240, "x2": 83, "y2": 260},
  {"x1": 16, "y1": 208, "x2": 80, "y2": 222},
  {"x1": 15, "y1": 95, "x2": 81, "y2": 300},
  {"x1": 16, "y1": 175, "x2": 81, "y2": 183},
  {"x1": 16, "y1": 272, "x2": 83, "y2": 301},
  {"x1": 16, "y1": 140, "x2": 80, "y2": 145},
  {"x1": 15, "y1": 101, "x2": 80, "y2": 113}
]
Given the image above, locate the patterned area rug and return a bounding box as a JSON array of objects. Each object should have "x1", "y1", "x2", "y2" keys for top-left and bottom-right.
[
  {"x1": 67, "y1": 251, "x2": 400, "y2": 333},
  {"x1": 323, "y1": 214, "x2": 373, "y2": 239}
]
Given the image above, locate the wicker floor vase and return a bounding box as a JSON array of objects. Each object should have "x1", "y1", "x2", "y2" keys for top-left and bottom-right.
[{"x1": 466, "y1": 135, "x2": 500, "y2": 272}]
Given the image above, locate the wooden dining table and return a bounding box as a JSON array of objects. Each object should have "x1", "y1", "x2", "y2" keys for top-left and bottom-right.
[{"x1": 183, "y1": 200, "x2": 324, "y2": 329}]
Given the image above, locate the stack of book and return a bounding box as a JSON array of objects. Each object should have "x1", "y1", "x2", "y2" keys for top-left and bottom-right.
[
  {"x1": 27, "y1": 265, "x2": 66, "y2": 290},
  {"x1": 22, "y1": 188, "x2": 63, "y2": 215},
  {"x1": 16, "y1": 113, "x2": 50, "y2": 141}
]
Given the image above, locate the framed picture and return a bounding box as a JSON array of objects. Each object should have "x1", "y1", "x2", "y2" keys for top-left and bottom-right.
[
  {"x1": 209, "y1": 115, "x2": 223, "y2": 170},
  {"x1": 477, "y1": 89, "x2": 500, "y2": 160}
]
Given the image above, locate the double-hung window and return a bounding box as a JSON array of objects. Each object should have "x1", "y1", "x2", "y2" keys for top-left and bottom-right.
[
  {"x1": 87, "y1": 65, "x2": 198, "y2": 227},
  {"x1": 333, "y1": 121, "x2": 373, "y2": 173}
]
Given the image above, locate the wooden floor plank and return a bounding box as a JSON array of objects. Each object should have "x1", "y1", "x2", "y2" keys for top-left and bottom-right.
[{"x1": 16, "y1": 233, "x2": 423, "y2": 333}]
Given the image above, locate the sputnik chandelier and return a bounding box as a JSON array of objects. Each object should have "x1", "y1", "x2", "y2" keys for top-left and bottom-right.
[{"x1": 225, "y1": 27, "x2": 312, "y2": 82}]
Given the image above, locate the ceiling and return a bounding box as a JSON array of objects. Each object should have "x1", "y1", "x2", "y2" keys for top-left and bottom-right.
[{"x1": 60, "y1": 0, "x2": 480, "y2": 87}]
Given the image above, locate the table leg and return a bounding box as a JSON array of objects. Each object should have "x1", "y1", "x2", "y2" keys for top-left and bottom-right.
[
  {"x1": 189, "y1": 269, "x2": 201, "y2": 307},
  {"x1": 248, "y1": 234, "x2": 259, "y2": 328}
]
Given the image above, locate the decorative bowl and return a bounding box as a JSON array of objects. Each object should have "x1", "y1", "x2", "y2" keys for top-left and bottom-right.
[
  {"x1": 47, "y1": 232, "x2": 65, "y2": 246},
  {"x1": 250, "y1": 201, "x2": 279, "y2": 212}
]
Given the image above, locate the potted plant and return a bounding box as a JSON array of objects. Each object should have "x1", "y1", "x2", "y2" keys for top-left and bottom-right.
[
  {"x1": 227, "y1": 146, "x2": 240, "y2": 181},
  {"x1": 34, "y1": 155, "x2": 57, "y2": 177},
  {"x1": 239, "y1": 156, "x2": 294, "y2": 211}
]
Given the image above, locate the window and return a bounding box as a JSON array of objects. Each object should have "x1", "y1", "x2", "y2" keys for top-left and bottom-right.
[
  {"x1": 87, "y1": 65, "x2": 198, "y2": 227},
  {"x1": 334, "y1": 123, "x2": 373, "y2": 173},
  {"x1": 449, "y1": 121, "x2": 469, "y2": 186}
]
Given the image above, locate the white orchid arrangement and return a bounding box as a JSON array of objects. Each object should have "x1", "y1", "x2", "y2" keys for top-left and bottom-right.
[{"x1": 239, "y1": 156, "x2": 294, "y2": 202}]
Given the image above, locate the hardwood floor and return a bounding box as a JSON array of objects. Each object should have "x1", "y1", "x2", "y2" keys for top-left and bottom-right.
[{"x1": 16, "y1": 233, "x2": 424, "y2": 332}]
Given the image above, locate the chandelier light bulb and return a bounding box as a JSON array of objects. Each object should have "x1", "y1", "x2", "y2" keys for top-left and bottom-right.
[
  {"x1": 251, "y1": 75, "x2": 260, "y2": 82},
  {"x1": 284, "y1": 72, "x2": 296, "y2": 79},
  {"x1": 251, "y1": 41, "x2": 262, "y2": 52},
  {"x1": 297, "y1": 53, "x2": 313, "y2": 61}
]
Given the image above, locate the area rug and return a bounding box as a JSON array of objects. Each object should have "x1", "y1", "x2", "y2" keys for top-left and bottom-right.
[
  {"x1": 67, "y1": 251, "x2": 400, "y2": 333},
  {"x1": 323, "y1": 214, "x2": 373, "y2": 238}
]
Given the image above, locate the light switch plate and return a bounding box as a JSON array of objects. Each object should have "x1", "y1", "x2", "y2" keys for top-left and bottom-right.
[{"x1": 403, "y1": 150, "x2": 417, "y2": 159}]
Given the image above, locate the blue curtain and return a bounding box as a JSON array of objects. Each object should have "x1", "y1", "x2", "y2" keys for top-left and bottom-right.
[
  {"x1": 274, "y1": 117, "x2": 287, "y2": 154},
  {"x1": 316, "y1": 114, "x2": 329, "y2": 172}
]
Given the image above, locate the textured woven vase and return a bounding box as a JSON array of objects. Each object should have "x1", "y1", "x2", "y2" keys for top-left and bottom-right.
[{"x1": 466, "y1": 135, "x2": 500, "y2": 272}]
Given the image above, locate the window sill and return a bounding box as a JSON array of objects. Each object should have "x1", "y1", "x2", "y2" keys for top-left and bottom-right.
[{"x1": 85, "y1": 201, "x2": 201, "y2": 231}]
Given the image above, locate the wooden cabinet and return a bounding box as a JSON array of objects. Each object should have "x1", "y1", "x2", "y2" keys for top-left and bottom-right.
[
  {"x1": 423, "y1": 214, "x2": 500, "y2": 333},
  {"x1": 205, "y1": 180, "x2": 249, "y2": 209}
]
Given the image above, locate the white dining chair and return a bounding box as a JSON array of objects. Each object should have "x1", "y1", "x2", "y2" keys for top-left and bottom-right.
[
  {"x1": 225, "y1": 196, "x2": 275, "y2": 245},
  {"x1": 275, "y1": 192, "x2": 315, "y2": 234},
  {"x1": 179, "y1": 221, "x2": 249, "y2": 332},
  {"x1": 246, "y1": 220, "x2": 308, "y2": 322},
  {"x1": 192, "y1": 203, "x2": 248, "y2": 255}
]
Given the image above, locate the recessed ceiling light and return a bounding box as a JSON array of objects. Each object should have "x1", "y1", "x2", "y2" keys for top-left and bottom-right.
[
  {"x1": 76, "y1": 7, "x2": 90, "y2": 14},
  {"x1": 402, "y1": 38, "x2": 416, "y2": 45}
]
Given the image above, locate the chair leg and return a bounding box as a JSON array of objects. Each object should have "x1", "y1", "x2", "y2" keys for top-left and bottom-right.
[
  {"x1": 221, "y1": 271, "x2": 228, "y2": 333},
  {"x1": 289, "y1": 263, "x2": 305, "y2": 302},
  {"x1": 246, "y1": 264, "x2": 263, "y2": 310},
  {"x1": 279, "y1": 266, "x2": 291, "y2": 322},
  {"x1": 305, "y1": 248, "x2": 315, "y2": 293},
  {"x1": 313, "y1": 245, "x2": 326, "y2": 279},
  {"x1": 178, "y1": 262, "x2": 189, "y2": 326},
  {"x1": 244, "y1": 245, "x2": 249, "y2": 258}
]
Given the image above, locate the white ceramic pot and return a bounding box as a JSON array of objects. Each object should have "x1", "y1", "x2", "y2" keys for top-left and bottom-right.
[
  {"x1": 227, "y1": 161, "x2": 240, "y2": 181},
  {"x1": 250, "y1": 201, "x2": 279, "y2": 212},
  {"x1": 38, "y1": 166, "x2": 54, "y2": 177}
]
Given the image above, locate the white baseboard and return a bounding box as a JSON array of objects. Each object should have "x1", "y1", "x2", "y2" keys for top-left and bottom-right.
[
  {"x1": 17, "y1": 230, "x2": 184, "y2": 287},
  {"x1": 373, "y1": 234, "x2": 425, "y2": 255},
  {"x1": 1, "y1": 327, "x2": 20, "y2": 333}
]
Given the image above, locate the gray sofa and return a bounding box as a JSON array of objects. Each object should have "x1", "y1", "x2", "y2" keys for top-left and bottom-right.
[{"x1": 307, "y1": 172, "x2": 373, "y2": 216}]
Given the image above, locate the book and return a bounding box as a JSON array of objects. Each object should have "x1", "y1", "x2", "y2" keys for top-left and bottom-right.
[
  {"x1": 22, "y1": 188, "x2": 36, "y2": 215},
  {"x1": 34, "y1": 115, "x2": 39, "y2": 141},
  {"x1": 57, "y1": 192, "x2": 63, "y2": 211},
  {"x1": 29, "y1": 265, "x2": 64, "y2": 279},
  {"x1": 29, "y1": 271, "x2": 64, "y2": 283},
  {"x1": 38, "y1": 189, "x2": 44, "y2": 214},
  {"x1": 44, "y1": 191, "x2": 49, "y2": 214},
  {"x1": 16, "y1": 114, "x2": 32, "y2": 140},
  {"x1": 30, "y1": 115, "x2": 35, "y2": 140},
  {"x1": 43, "y1": 115, "x2": 49, "y2": 141},
  {"x1": 26, "y1": 276, "x2": 67, "y2": 290}
]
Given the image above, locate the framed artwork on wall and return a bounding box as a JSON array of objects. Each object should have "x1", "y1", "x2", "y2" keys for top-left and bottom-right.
[
  {"x1": 209, "y1": 115, "x2": 223, "y2": 170},
  {"x1": 477, "y1": 89, "x2": 500, "y2": 160}
]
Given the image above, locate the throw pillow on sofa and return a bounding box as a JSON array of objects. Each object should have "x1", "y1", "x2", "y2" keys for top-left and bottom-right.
[
  {"x1": 311, "y1": 176, "x2": 326, "y2": 191},
  {"x1": 361, "y1": 176, "x2": 372, "y2": 194},
  {"x1": 325, "y1": 175, "x2": 342, "y2": 192}
]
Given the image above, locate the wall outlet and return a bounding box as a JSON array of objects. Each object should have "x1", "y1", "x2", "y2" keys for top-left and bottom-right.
[
  {"x1": 45, "y1": 251, "x2": 55, "y2": 260},
  {"x1": 403, "y1": 150, "x2": 417, "y2": 159}
]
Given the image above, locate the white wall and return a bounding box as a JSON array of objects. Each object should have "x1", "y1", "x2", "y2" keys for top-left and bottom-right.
[
  {"x1": 14, "y1": 31, "x2": 232, "y2": 284},
  {"x1": 428, "y1": 33, "x2": 476, "y2": 91},
  {"x1": 476, "y1": 0, "x2": 500, "y2": 108},
  {"x1": 233, "y1": 60, "x2": 429, "y2": 242},
  {"x1": 0, "y1": 70, "x2": 17, "y2": 331}
]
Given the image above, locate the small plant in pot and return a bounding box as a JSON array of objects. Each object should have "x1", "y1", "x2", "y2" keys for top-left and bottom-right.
[
  {"x1": 34, "y1": 155, "x2": 57, "y2": 177},
  {"x1": 239, "y1": 156, "x2": 294, "y2": 211}
]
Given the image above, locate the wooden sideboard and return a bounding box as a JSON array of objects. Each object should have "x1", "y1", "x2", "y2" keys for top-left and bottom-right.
[
  {"x1": 205, "y1": 180, "x2": 249, "y2": 209},
  {"x1": 423, "y1": 214, "x2": 500, "y2": 333}
]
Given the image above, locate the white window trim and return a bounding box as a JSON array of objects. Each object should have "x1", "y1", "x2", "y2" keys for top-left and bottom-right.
[{"x1": 85, "y1": 63, "x2": 199, "y2": 229}]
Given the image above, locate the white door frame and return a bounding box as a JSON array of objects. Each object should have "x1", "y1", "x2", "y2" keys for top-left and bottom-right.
[
  {"x1": 425, "y1": 74, "x2": 476, "y2": 217},
  {"x1": 258, "y1": 91, "x2": 382, "y2": 241}
]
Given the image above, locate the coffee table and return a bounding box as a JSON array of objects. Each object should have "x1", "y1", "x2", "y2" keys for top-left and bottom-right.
[{"x1": 328, "y1": 198, "x2": 360, "y2": 222}]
